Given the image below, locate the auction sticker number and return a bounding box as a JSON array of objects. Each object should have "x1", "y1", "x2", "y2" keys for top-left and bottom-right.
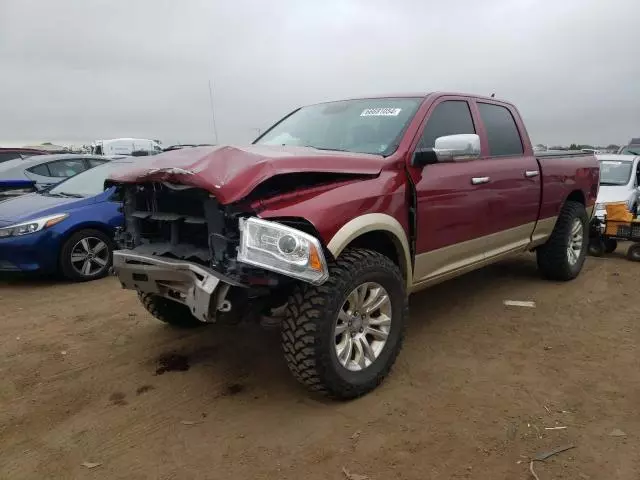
[{"x1": 360, "y1": 108, "x2": 402, "y2": 117}]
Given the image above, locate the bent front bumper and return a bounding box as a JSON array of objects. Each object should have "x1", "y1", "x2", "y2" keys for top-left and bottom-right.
[{"x1": 113, "y1": 250, "x2": 240, "y2": 322}]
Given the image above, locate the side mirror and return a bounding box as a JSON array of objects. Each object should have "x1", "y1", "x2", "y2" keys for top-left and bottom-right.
[{"x1": 411, "y1": 134, "x2": 481, "y2": 167}]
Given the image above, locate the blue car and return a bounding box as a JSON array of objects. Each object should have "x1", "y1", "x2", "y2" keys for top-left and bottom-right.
[{"x1": 0, "y1": 159, "x2": 132, "y2": 281}]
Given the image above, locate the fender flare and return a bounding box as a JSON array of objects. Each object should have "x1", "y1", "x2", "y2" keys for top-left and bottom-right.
[{"x1": 327, "y1": 213, "x2": 413, "y2": 288}]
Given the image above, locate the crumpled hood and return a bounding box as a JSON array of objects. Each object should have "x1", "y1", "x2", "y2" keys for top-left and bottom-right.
[{"x1": 107, "y1": 145, "x2": 388, "y2": 204}]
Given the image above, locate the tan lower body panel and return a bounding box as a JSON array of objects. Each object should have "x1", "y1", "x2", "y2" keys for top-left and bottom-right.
[
  {"x1": 529, "y1": 216, "x2": 558, "y2": 248},
  {"x1": 410, "y1": 217, "x2": 557, "y2": 293}
]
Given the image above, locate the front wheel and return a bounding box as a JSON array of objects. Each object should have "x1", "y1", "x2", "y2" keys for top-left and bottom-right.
[
  {"x1": 537, "y1": 201, "x2": 588, "y2": 281},
  {"x1": 138, "y1": 293, "x2": 205, "y2": 328},
  {"x1": 59, "y1": 229, "x2": 113, "y2": 282},
  {"x1": 281, "y1": 249, "x2": 408, "y2": 399}
]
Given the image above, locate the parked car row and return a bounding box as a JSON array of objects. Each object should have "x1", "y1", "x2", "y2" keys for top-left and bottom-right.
[
  {"x1": 0, "y1": 147, "x2": 50, "y2": 164},
  {"x1": 0, "y1": 154, "x2": 113, "y2": 200},
  {"x1": 0, "y1": 159, "x2": 130, "y2": 280}
]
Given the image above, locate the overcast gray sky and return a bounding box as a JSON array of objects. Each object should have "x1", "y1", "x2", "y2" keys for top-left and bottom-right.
[{"x1": 1, "y1": 0, "x2": 639, "y2": 147}]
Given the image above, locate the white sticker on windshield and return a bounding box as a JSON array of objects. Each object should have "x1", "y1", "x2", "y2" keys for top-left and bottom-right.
[
  {"x1": 360, "y1": 108, "x2": 402, "y2": 117},
  {"x1": 602, "y1": 161, "x2": 622, "y2": 165}
]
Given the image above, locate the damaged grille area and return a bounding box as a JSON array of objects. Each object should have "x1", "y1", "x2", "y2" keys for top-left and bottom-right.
[{"x1": 115, "y1": 183, "x2": 241, "y2": 267}]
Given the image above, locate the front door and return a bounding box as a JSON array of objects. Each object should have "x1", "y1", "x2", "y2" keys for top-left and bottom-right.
[{"x1": 407, "y1": 97, "x2": 493, "y2": 285}]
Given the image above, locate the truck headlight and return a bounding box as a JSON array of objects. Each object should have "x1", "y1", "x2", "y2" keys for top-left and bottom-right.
[
  {"x1": 237, "y1": 217, "x2": 329, "y2": 285},
  {"x1": 0, "y1": 213, "x2": 68, "y2": 239}
]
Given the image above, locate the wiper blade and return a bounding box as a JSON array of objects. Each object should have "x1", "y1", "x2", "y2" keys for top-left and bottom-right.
[
  {"x1": 52, "y1": 192, "x2": 85, "y2": 198},
  {"x1": 303, "y1": 145, "x2": 351, "y2": 153}
]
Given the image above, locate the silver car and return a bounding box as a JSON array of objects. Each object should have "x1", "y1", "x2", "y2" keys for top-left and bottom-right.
[
  {"x1": 0, "y1": 154, "x2": 111, "y2": 199},
  {"x1": 594, "y1": 154, "x2": 640, "y2": 218}
]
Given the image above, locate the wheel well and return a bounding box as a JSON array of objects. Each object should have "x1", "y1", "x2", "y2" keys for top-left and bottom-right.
[
  {"x1": 566, "y1": 190, "x2": 585, "y2": 205},
  {"x1": 56, "y1": 224, "x2": 115, "y2": 264},
  {"x1": 344, "y1": 230, "x2": 405, "y2": 279},
  {"x1": 59, "y1": 223, "x2": 115, "y2": 245}
]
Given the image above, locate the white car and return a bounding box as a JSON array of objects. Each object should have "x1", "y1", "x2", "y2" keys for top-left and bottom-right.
[
  {"x1": 594, "y1": 154, "x2": 640, "y2": 219},
  {"x1": 90, "y1": 138, "x2": 162, "y2": 156}
]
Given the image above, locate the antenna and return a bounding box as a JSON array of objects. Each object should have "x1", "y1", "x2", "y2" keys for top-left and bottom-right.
[
  {"x1": 208, "y1": 79, "x2": 219, "y2": 144},
  {"x1": 490, "y1": 93, "x2": 495, "y2": 98}
]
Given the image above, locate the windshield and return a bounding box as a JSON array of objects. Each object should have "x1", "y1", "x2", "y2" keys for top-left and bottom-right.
[
  {"x1": 599, "y1": 160, "x2": 633, "y2": 186},
  {"x1": 47, "y1": 162, "x2": 132, "y2": 197},
  {"x1": 256, "y1": 98, "x2": 422, "y2": 156},
  {"x1": 620, "y1": 146, "x2": 640, "y2": 155}
]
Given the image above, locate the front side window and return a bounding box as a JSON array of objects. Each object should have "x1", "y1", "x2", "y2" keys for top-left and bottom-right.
[
  {"x1": 88, "y1": 158, "x2": 107, "y2": 168},
  {"x1": 256, "y1": 98, "x2": 422, "y2": 156},
  {"x1": 418, "y1": 100, "x2": 475, "y2": 148},
  {"x1": 477, "y1": 103, "x2": 523, "y2": 156}
]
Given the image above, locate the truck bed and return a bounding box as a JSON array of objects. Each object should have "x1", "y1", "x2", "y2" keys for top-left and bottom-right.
[
  {"x1": 535, "y1": 152, "x2": 599, "y2": 222},
  {"x1": 536, "y1": 150, "x2": 592, "y2": 158}
]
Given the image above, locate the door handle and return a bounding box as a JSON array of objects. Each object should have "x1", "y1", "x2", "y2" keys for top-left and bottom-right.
[
  {"x1": 471, "y1": 176, "x2": 490, "y2": 185},
  {"x1": 525, "y1": 170, "x2": 539, "y2": 178}
]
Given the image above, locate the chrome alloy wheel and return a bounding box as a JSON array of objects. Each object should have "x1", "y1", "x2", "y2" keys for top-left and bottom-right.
[
  {"x1": 567, "y1": 218, "x2": 584, "y2": 265},
  {"x1": 334, "y1": 282, "x2": 392, "y2": 372},
  {"x1": 70, "y1": 236, "x2": 109, "y2": 277}
]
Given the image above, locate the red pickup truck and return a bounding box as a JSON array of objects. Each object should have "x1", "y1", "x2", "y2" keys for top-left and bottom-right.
[{"x1": 109, "y1": 93, "x2": 599, "y2": 399}]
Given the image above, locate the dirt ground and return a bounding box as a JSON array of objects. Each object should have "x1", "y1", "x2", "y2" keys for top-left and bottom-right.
[{"x1": 1, "y1": 249, "x2": 639, "y2": 480}]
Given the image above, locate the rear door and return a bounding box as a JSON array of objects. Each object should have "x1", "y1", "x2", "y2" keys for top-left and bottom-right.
[
  {"x1": 407, "y1": 97, "x2": 493, "y2": 285},
  {"x1": 470, "y1": 100, "x2": 540, "y2": 257}
]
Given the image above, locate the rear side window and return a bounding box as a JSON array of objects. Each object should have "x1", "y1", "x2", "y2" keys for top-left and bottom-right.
[
  {"x1": 419, "y1": 100, "x2": 475, "y2": 149},
  {"x1": 477, "y1": 103, "x2": 523, "y2": 156},
  {"x1": 27, "y1": 164, "x2": 51, "y2": 176},
  {"x1": 0, "y1": 152, "x2": 21, "y2": 163},
  {"x1": 45, "y1": 159, "x2": 87, "y2": 178}
]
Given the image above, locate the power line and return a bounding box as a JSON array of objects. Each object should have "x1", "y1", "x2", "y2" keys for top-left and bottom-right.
[{"x1": 208, "y1": 79, "x2": 219, "y2": 144}]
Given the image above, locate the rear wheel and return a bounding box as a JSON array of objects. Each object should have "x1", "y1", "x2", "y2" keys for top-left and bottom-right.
[
  {"x1": 281, "y1": 249, "x2": 407, "y2": 399},
  {"x1": 59, "y1": 229, "x2": 113, "y2": 282},
  {"x1": 537, "y1": 201, "x2": 588, "y2": 280},
  {"x1": 138, "y1": 293, "x2": 204, "y2": 328},
  {"x1": 627, "y1": 244, "x2": 640, "y2": 262}
]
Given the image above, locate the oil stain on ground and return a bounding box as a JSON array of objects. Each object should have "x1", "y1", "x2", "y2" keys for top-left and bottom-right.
[
  {"x1": 222, "y1": 383, "x2": 245, "y2": 396},
  {"x1": 109, "y1": 392, "x2": 128, "y2": 406},
  {"x1": 136, "y1": 384, "x2": 155, "y2": 395},
  {"x1": 155, "y1": 353, "x2": 190, "y2": 375}
]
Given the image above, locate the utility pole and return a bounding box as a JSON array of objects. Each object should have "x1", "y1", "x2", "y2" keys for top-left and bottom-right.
[{"x1": 208, "y1": 79, "x2": 219, "y2": 144}]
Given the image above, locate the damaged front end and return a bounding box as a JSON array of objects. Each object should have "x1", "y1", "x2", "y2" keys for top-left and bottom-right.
[{"x1": 111, "y1": 182, "x2": 329, "y2": 323}]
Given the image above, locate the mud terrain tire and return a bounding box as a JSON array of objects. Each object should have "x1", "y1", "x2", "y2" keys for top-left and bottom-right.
[
  {"x1": 138, "y1": 293, "x2": 204, "y2": 328},
  {"x1": 537, "y1": 200, "x2": 588, "y2": 281},
  {"x1": 282, "y1": 249, "x2": 408, "y2": 399}
]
